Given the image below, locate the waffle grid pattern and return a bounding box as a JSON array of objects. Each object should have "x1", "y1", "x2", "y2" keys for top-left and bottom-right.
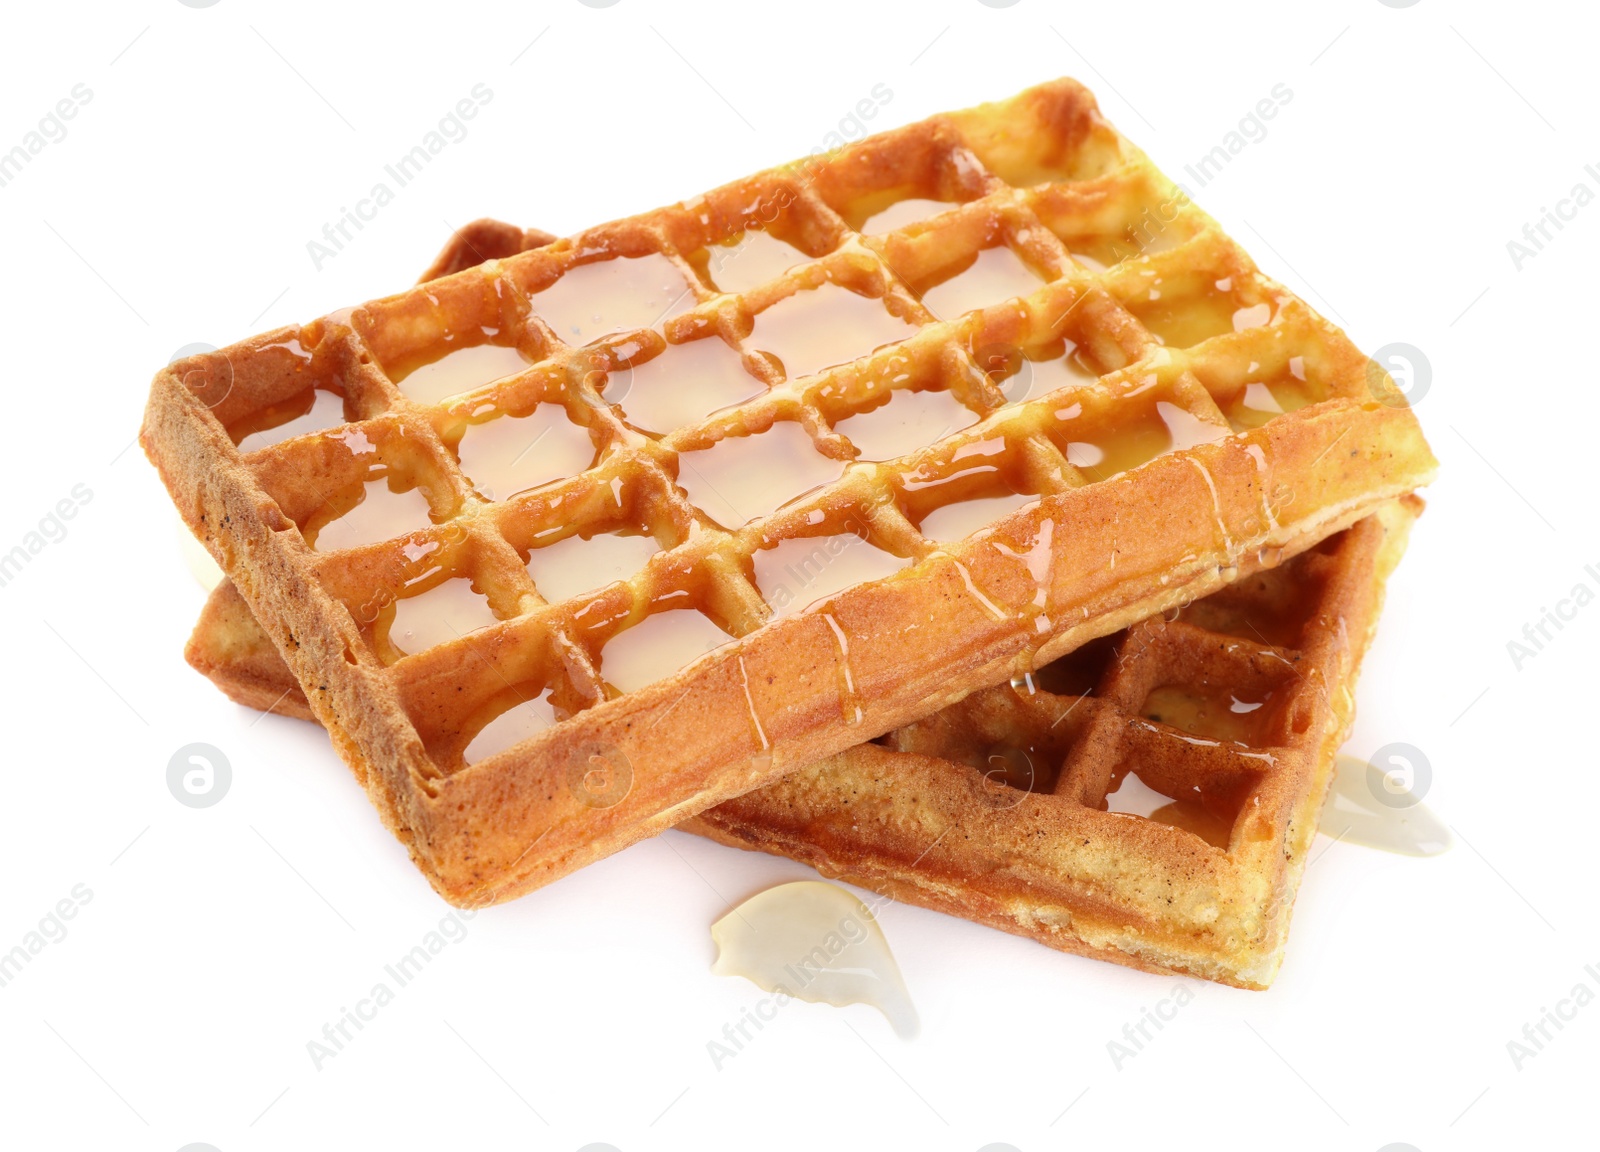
[
  {"x1": 892, "y1": 530, "x2": 1347, "y2": 827},
  {"x1": 211, "y1": 88, "x2": 1375, "y2": 768},
  {"x1": 145, "y1": 79, "x2": 1434, "y2": 903}
]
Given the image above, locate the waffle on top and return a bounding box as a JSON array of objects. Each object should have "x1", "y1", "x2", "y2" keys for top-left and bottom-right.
[{"x1": 142, "y1": 78, "x2": 1436, "y2": 906}]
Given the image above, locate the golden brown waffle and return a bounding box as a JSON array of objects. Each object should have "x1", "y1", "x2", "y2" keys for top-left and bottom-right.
[
  {"x1": 690, "y1": 500, "x2": 1419, "y2": 987},
  {"x1": 187, "y1": 500, "x2": 1416, "y2": 987},
  {"x1": 144, "y1": 78, "x2": 1436, "y2": 907}
]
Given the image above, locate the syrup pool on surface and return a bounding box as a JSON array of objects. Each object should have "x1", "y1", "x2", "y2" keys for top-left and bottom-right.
[
  {"x1": 701, "y1": 230, "x2": 809, "y2": 295},
  {"x1": 613, "y1": 337, "x2": 765, "y2": 434},
  {"x1": 600, "y1": 609, "x2": 733, "y2": 695},
  {"x1": 384, "y1": 577, "x2": 500, "y2": 658},
  {"x1": 463, "y1": 691, "x2": 559, "y2": 765},
  {"x1": 1131, "y1": 281, "x2": 1272, "y2": 349},
  {"x1": 454, "y1": 405, "x2": 598, "y2": 500},
  {"x1": 860, "y1": 197, "x2": 952, "y2": 234},
  {"x1": 916, "y1": 491, "x2": 1038, "y2": 543},
  {"x1": 753, "y1": 534, "x2": 912, "y2": 618},
  {"x1": 1219, "y1": 373, "x2": 1320, "y2": 432},
  {"x1": 921, "y1": 247, "x2": 1047, "y2": 321},
  {"x1": 833, "y1": 387, "x2": 978, "y2": 463},
  {"x1": 997, "y1": 344, "x2": 1099, "y2": 407},
  {"x1": 311, "y1": 477, "x2": 434, "y2": 553},
  {"x1": 748, "y1": 283, "x2": 918, "y2": 382},
  {"x1": 1140, "y1": 684, "x2": 1272, "y2": 747},
  {"x1": 391, "y1": 343, "x2": 533, "y2": 406},
  {"x1": 233, "y1": 388, "x2": 348, "y2": 453},
  {"x1": 675, "y1": 422, "x2": 845, "y2": 529},
  {"x1": 711, "y1": 881, "x2": 918, "y2": 1039},
  {"x1": 1103, "y1": 769, "x2": 1233, "y2": 850},
  {"x1": 530, "y1": 253, "x2": 696, "y2": 345},
  {"x1": 1320, "y1": 755, "x2": 1452, "y2": 857},
  {"x1": 524, "y1": 531, "x2": 661, "y2": 604},
  {"x1": 1062, "y1": 400, "x2": 1228, "y2": 480}
]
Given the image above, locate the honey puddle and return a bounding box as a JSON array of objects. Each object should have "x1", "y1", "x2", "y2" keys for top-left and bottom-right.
[
  {"x1": 234, "y1": 388, "x2": 348, "y2": 452},
  {"x1": 1130, "y1": 289, "x2": 1233, "y2": 348},
  {"x1": 753, "y1": 534, "x2": 912, "y2": 618},
  {"x1": 1104, "y1": 769, "x2": 1233, "y2": 849},
  {"x1": 1141, "y1": 684, "x2": 1271, "y2": 746},
  {"x1": 601, "y1": 609, "x2": 732, "y2": 694},
  {"x1": 921, "y1": 246, "x2": 1045, "y2": 321},
  {"x1": 917, "y1": 491, "x2": 1038, "y2": 543},
  {"x1": 384, "y1": 577, "x2": 499, "y2": 659},
  {"x1": 392, "y1": 343, "x2": 532, "y2": 406},
  {"x1": 311, "y1": 478, "x2": 434, "y2": 553},
  {"x1": 833, "y1": 387, "x2": 977, "y2": 462},
  {"x1": 614, "y1": 336, "x2": 765, "y2": 434},
  {"x1": 1062, "y1": 400, "x2": 1228, "y2": 481},
  {"x1": 712, "y1": 881, "x2": 918, "y2": 1038},
  {"x1": 455, "y1": 404, "x2": 597, "y2": 500},
  {"x1": 675, "y1": 422, "x2": 844, "y2": 529},
  {"x1": 525, "y1": 530, "x2": 660, "y2": 604},
  {"x1": 1320, "y1": 755, "x2": 1452, "y2": 857},
  {"x1": 860, "y1": 197, "x2": 950, "y2": 234},
  {"x1": 530, "y1": 253, "x2": 695, "y2": 345},
  {"x1": 749, "y1": 283, "x2": 917, "y2": 381},
  {"x1": 701, "y1": 230, "x2": 808, "y2": 295},
  {"x1": 463, "y1": 691, "x2": 558, "y2": 765},
  {"x1": 1220, "y1": 373, "x2": 1320, "y2": 433},
  {"x1": 1000, "y1": 343, "x2": 1099, "y2": 406}
]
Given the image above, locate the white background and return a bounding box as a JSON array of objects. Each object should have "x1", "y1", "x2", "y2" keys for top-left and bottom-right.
[{"x1": 0, "y1": 1, "x2": 1593, "y2": 1149}]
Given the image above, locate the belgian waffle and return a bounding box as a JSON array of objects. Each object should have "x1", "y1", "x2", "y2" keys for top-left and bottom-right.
[
  {"x1": 188, "y1": 499, "x2": 1415, "y2": 987},
  {"x1": 144, "y1": 78, "x2": 1436, "y2": 906}
]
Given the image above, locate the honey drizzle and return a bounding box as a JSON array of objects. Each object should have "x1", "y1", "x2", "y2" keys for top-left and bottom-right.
[
  {"x1": 737, "y1": 655, "x2": 770, "y2": 752},
  {"x1": 819, "y1": 612, "x2": 863, "y2": 725}
]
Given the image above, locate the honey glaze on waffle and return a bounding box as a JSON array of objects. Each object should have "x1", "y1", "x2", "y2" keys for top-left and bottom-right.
[
  {"x1": 150, "y1": 79, "x2": 1436, "y2": 905},
  {"x1": 691, "y1": 501, "x2": 1423, "y2": 988},
  {"x1": 609, "y1": 333, "x2": 765, "y2": 435},
  {"x1": 390, "y1": 340, "x2": 534, "y2": 406},
  {"x1": 229, "y1": 386, "x2": 354, "y2": 453}
]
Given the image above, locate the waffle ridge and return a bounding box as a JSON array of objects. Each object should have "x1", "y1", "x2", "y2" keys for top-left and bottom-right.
[{"x1": 145, "y1": 78, "x2": 1436, "y2": 906}]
